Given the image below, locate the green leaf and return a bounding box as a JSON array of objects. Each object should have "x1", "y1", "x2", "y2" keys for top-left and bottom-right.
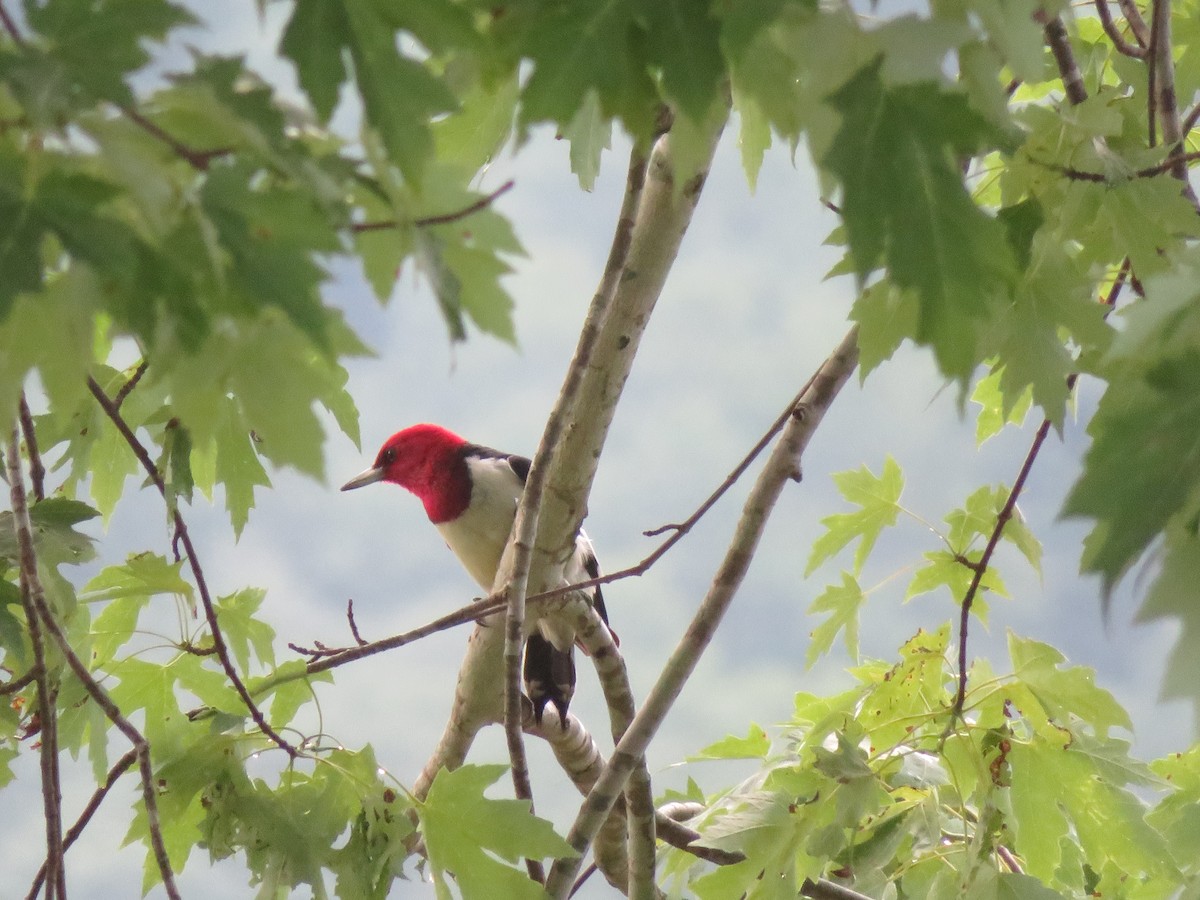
[
  {"x1": 215, "y1": 588, "x2": 275, "y2": 672},
  {"x1": 420, "y1": 764, "x2": 575, "y2": 897},
  {"x1": 24, "y1": 0, "x2": 193, "y2": 107},
  {"x1": 906, "y1": 549, "x2": 1006, "y2": 615},
  {"x1": 806, "y1": 572, "x2": 866, "y2": 666},
  {"x1": 109, "y1": 657, "x2": 186, "y2": 752},
  {"x1": 213, "y1": 398, "x2": 272, "y2": 539},
  {"x1": 733, "y1": 91, "x2": 772, "y2": 191},
  {"x1": 561, "y1": 91, "x2": 612, "y2": 192},
  {"x1": 0, "y1": 498, "x2": 99, "y2": 569},
  {"x1": 971, "y1": 367, "x2": 1032, "y2": 445},
  {"x1": 850, "y1": 280, "x2": 920, "y2": 377},
  {"x1": 1135, "y1": 529, "x2": 1200, "y2": 716},
  {"x1": 984, "y1": 231, "x2": 1109, "y2": 428},
  {"x1": 1064, "y1": 264, "x2": 1200, "y2": 587},
  {"x1": 807, "y1": 456, "x2": 904, "y2": 575},
  {"x1": 945, "y1": 485, "x2": 1042, "y2": 577},
  {"x1": 1008, "y1": 633, "x2": 1132, "y2": 736},
  {"x1": 824, "y1": 59, "x2": 1017, "y2": 380},
  {"x1": 642, "y1": 0, "x2": 724, "y2": 122},
  {"x1": 85, "y1": 553, "x2": 192, "y2": 661},
  {"x1": 343, "y1": 0, "x2": 457, "y2": 182},
  {"x1": 811, "y1": 731, "x2": 873, "y2": 781},
  {"x1": 173, "y1": 653, "x2": 241, "y2": 713},
  {"x1": 280, "y1": 0, "x2": 349, "y2": 121},
  {"x1": 515, "y1": 0, "x2": 658, "y2": 136},
  {"x1": 691, "y1": 724, "x2": 772, "y2": 760},
  {"x1": 433, "y1": 74, "x2": 520, "y2": 176}
]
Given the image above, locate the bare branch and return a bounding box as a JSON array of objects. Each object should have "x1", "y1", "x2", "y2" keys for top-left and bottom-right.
[
  {"x1": 86, "y1": 376, "x2": 298, "y2": 757},
  {"x1": 0, "y1": 666, "x2": 38, "y2": 697},
  {"x1": 113, "y1": 361, "x2": 149, "y2": 410},
  {"x1": 18, "y1": 394, "x2": 44, "y2": 501},
  {"x1": 352, "y1": 180, "x2": 516, "y2": 233},
  {"x1": 1043, "y1": 15, "x2": 1089, "y2": 106},
  {"x1": 117, "y1": 104, "x2": 232, "y2": 171},
  {"x1": 1116, "y1": 0, "x2": 1152, "y2": 45},
  {"x1": 1030, "y1": 149, "x2": 1200, "y2": 181},
  {"x1": 545, "y1": 327, "x2": 861, "y2": 897},
  {"x1": 1095, "y1": 0, "x2": 1148, "y2": 57},
  {"x1": 1149, "y1": 0, "x2": 1196, "y2": 204},
  {"x1": 346, "y1": 598, "x2": 368, "y2": 646}
]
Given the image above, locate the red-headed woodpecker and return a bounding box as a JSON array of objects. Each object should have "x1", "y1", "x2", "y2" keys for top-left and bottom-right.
[{"x1": 341, "y1": 423, "x2": 613, "y2": 726}]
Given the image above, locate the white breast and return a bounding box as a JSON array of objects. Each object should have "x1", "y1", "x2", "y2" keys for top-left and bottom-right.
[
  {"x1": 434, "y1": 454, "x2": 524, "y2": 591},
  {"x1": 434, "y1": 453, "x2": 600, "y2": 652}
]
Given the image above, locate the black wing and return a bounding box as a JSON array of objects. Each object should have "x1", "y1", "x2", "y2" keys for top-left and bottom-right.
[{"x1": 462, "y1": 443, "x2": 531, "y2": 484}]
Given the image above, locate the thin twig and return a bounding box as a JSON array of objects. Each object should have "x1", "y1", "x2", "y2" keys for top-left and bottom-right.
[
  {"x1": 118, "y1": 104, "x2": 231, "y2": 170},
  {"x1": 346, "y1": 599, "x2": 367, "y2": 646},
  {"x1": 950, "y1": 264, "x2": 1129, "y2": 719},
  {"x1": 1096, "y1": 0, "x2": 1148, "y2": 57},
  {"x1": 0, "y1": 666, "x2": 38, "y2": 697},
  {"x1": 86, "y1": 376, "x2": 297, "y2": 757},
  {"x1": 18, "y1": 394, "x2": 44, "y2": 501},
  {"x1": 1116, "y1": 0, "x2": 1152, "y2": 45},
  {"x1": 1030, "y1": 149, "x2": 1200, "y2": 181},
  {"x1": 951, "y1": 424, "x2": 1050, "y2": 718},
  {"x1": 352, "y1": 180, "x2": 515, "y2": 233},
  {"x1": 544, "y1": 327, "x2": 861, "y2": 898},
  {"x1": 9, "y1": 428, "x2": 65, "y2": 900},
  {"x1": 29, "y1": 750, "x2": 138, "y2": 898},
  {"x1": 527, "y1": 370, "x2": 819, "y2": 608},
  {"x1": 113, "y1": 361, "x2": 149, "y2": 410}
]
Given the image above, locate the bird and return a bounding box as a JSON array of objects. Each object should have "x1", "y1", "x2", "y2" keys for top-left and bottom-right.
[{"x1": 340, "y1": 423, "x2": 615, "y2": 727}]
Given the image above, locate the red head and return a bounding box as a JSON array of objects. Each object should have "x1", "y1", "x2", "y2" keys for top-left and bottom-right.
[{"x1": 341, "y1": 424, "x2": 471, "y2": 523}]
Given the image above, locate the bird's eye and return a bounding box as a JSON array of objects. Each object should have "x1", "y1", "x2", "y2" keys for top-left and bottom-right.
[{"x1": 381, "y1": 447, "x2": 396, "y2": 465}]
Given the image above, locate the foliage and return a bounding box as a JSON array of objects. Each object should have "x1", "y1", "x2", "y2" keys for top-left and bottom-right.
[{"x1": 0, "y1": 0, "x2": 1199, "y2": 897}]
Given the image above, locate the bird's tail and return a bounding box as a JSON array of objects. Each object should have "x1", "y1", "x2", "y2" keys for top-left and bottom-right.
[{"x1": 524, "y1": 631, "x2": 575, "y2": 728}]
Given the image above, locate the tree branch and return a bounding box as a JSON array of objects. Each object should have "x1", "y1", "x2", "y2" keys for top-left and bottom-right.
[
  {"x1": 10, "y1": 427, "x2": 181, "y2": 899},
  {"x1": 1095, "y1": 0, "x2": 1148, "y2": 57},
  {"x1": 8, "y1": 428, "x2": 65, "y2": 900},
  {"x1": 1043, "y1": 15, "x2": 1089, "y2": 106},
  {"x1": 18, "y1": 394, "x2": 44, "y2": 501},
  {"x1": 117, "y1": 104, "x2": 232, "y2": 171},
  {"x1": 352, "y1": 180, "x2": 515, "y2": 232},
  {"x1": 28, "y1": 750, "x2": 138, "y2": 899},
  {"x1": 86, "y1": 376, "x2": 297, "y2": 757},
  {"x1": 1149, "y1": 0, "x2": 1195, "y2": 203},
  {"x1": 544, "y1": 326, "x2": 861, "y2": 897},
  {"x1": 414, "y1": 116, "x2": 725, "y2": 810},
  {"x1": 1116, "y1": 0, "x2": 1152, "y2": 45},
  {"x1": 493, "y1": 148, "x2": 645, "y2": 880},
  {"x1": 113, "y1": 361, "x2": 149, "y2": 410},
  {"x1": 951, "y1": 263, "x2": 1129, "y2": 720}
]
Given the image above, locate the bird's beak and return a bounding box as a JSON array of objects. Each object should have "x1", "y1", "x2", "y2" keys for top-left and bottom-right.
[{"x1": 340, "y1": 466, "x2": 385, "y2": 491}]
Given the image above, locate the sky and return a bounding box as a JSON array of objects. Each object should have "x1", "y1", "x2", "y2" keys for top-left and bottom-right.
[{"x1": 1, "y1": 2, "x2": 1192, "y2": 898}]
